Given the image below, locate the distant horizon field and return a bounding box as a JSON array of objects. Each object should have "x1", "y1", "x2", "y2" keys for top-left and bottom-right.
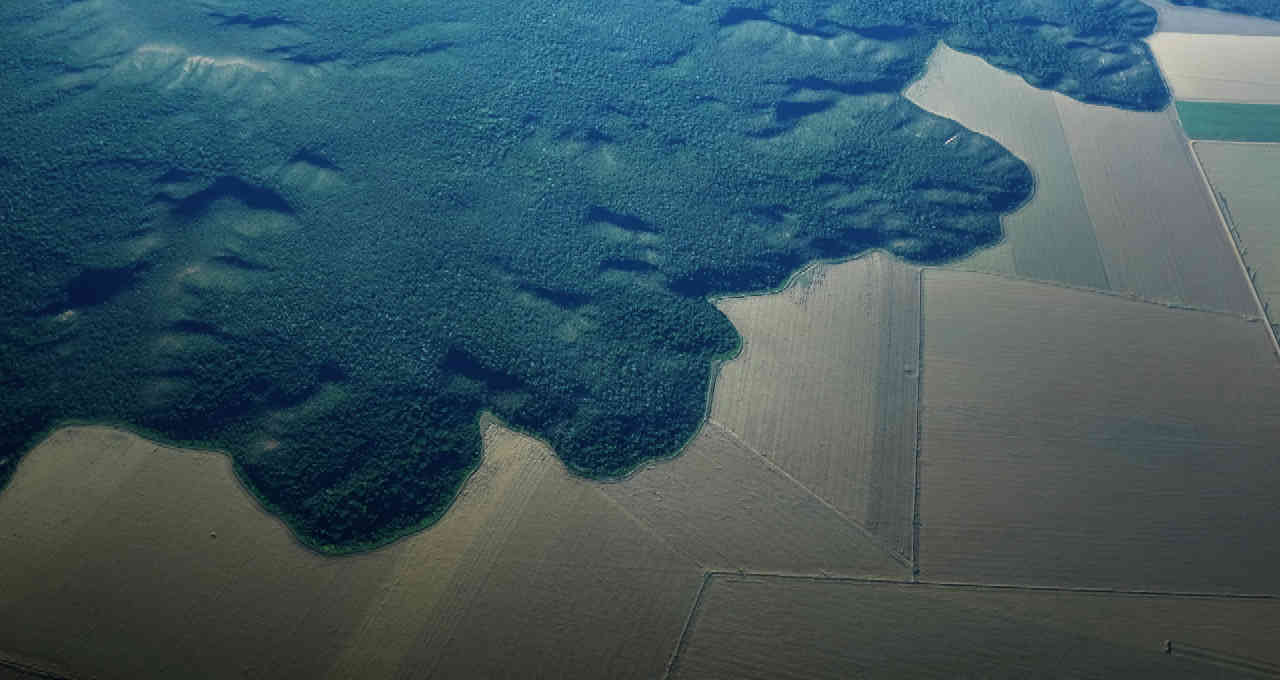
[{"x1": 1178, "y1": 101, "x2": 1280, "y2": 141}]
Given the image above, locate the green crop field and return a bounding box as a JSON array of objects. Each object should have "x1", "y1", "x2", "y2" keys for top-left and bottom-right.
[{"x1": 1178, "y1": 101, "x2": 1280, "y2": 141}]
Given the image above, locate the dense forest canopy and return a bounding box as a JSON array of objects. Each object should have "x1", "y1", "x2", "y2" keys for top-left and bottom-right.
[{"x1": 0, "y1": 0, "x2": 1243, "y2": 551}]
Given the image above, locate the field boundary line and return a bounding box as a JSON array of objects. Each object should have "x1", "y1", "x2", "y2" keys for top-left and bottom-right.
[
  {"x1": 703, "y1": 420, "x2": 912, "y2": 570},
  {"x1": 928, "y1": 263, "x2": 1267, "y2": 322},
  {"x1": 911, "y1": 268, "x2": 925, "y2": 581},
  {"x1": 703, "y1": 570, "x2": 1280, "y2": 600},
  {"x1": 1154, "y1": 36, "x2": 1280, "y2": 359},
  {"x1": 593, "y1": 486, "x2": 707, "y2": 570},
  {"x1": 661, "y1": 571, "x2": 714, "y2": 680},
  {"x1": 1184, "y1": 138, "x2": 1280, "y2": 360}
]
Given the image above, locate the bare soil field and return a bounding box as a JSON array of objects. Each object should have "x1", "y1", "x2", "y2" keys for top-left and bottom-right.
[
  {"x1": 906, "y1": 44, "x2": 1109, "y2": 290},
  {"x1": 0, "y1": 414, "x2": 907, "y2": 678},
  {"x1": 1195, "y1": 141, "x2": 1280, "y2": 330},
  {"x1": 605, "y1": 419, "x2": 911, "y2": 578},
  {"x1": 670, "y1": 575, "x2": 1280, "y2": 679},
  {"x1": 709, "y1": 253, "x2": 920, "y2": 560},
  {"x1": 0, "y1": 425, "x2": 706, "y2": 680},
  {"x1": 906, "y1": 41, "x2": 1255, "y2": 316},
  {"x1": 1144, "y1": 0, "x2": 1280, "y2": 36},
  {"x1": 1149, "y1": 33, "x2": 1280, "y2": 103},
  {"x1": 919, "y1": 269, "x2": 1280, "y2": 594},
  {"x1": 1055, "y1": 95, "x2": 1258, "y2": 314}
]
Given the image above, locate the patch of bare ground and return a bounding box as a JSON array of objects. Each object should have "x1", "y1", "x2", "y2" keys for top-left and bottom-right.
[
  {"x1": 0, "y1": 425, "x2": 703, "y2": 680},
  {"x1": 669, "y1": 575, "x2": 1280, "y2": 679},
  {"x1": 919, "y1": 269, "x2": 1280, "y2": 594},
  {"x1": 707, "y1": 252, "x2": 919, "y2": 561},
  {"x1": 1149, "y1": 33, "x2": 1280, "y2": 103},
  {"x1": 1054, "y1": 93, "x2": 1258, "y2": 314},
  {"x1": 603, "y1": 420, "x2": 911, "y2": 578},
  {"x1": 906, "y1": 44, "x2": 1109, "y2": 290},
  {"x1": 1143, "y1": 0, "x2": 1280, "y2": 36}
]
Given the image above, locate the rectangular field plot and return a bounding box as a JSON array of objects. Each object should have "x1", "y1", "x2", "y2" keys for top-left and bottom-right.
[
  {"x1": 1145, "y1": 0, "x2": 1280, "y2": 36},
  {"x1": 906, "y1": 44, "x2": 1109, "y2": 290},
  {"x1": 1196, "y1": 141, "x2": 1280, "y2": 333},
  {"x1": 709, "y1": 253, "x2": 920, "y2": 561},
  {"x1": 670, "y1": 576, "x2": 1280, "y2": 679},
  {"x1": 1055, "y1": 96, "x2": 1257, "y2": 314},
  {"x1": 1178, "y1": 101, "x2": 1280, "y2": 142},
  {"x1": 919, "y1": 270, "x2": 1280, "y2": 594},
  {"x1": 1150, "y1": 33, "x2": 1280, "y2": 104}
]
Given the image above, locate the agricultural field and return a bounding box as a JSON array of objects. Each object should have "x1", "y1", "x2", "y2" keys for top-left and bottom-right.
[
  {"x1": 1055, "y1": 95, "x2": 1258, "y2": 314},
  {"x1": 709, "y1": 253, "x2": 920, "y2": 560},
  {"x1": 1144, "y1": 0, "x2": 1280, "y2": 35},
  {"x1": 603, "y1": 420, "x2": 910, "y2": 578},
  {"x1": 905, "y1": 45, "x2": 1109, "y2": 290},
  {"x1": 8, "y1": 0, "x2": 1280, "y2": 677},
  {"x1": 1195, "y1": 142, "x2": 1280, "y2": 334},
  {"x1": 1148, "y1": 33, "x2": 1280, "y2": 103},
  {"x1": 906, "y1": 41, "x2": 1255, "y2": 316},
  {"x1": 669, "y1": 575, "x2": 1280, "y2": 679},
  {"x1": 1178, "y1": 102, "x2": 1280, "y2": 141},
  {"x1": 0, "y1": 424, "x2": 707, "y2": 680},
  {"x1": 918, "y1": 269, "x2": 1280, "y2": 594},
  {"x1": 0, "y1": 360, "x2": 913, "y2": 680}
]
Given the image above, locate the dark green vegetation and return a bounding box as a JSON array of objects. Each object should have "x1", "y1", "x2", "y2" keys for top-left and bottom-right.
[
  {"x1": 1170, "y1": 0, "x2": 1280, "y2": 21},
  {"x1": 1177, "y1": 101, "x2": 1280, "y2": 142},
  {"x1": 0, "y1": 0, "x2": 1177, "y2": 551}
]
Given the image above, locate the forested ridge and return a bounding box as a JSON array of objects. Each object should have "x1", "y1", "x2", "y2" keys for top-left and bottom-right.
[{"x1": 0, "y1": 0, "x2": 1200, "y2": 551}]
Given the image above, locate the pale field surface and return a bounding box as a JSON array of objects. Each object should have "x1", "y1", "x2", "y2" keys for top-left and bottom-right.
[
  {"x1": 1195, "y1": 141, "x2": 1280, "y2": 323},
  {"x1": 346, "y1": 426, "x2": 703, "y2": 680},
  {"x1": 709, "y1": 252, "x2": 919, "y2": 560},
  {"x1": 0, "y1": 425, "x2": 705, "y2": 680},
  {"x1": 906, "y1": 44, "x2": 1110, "y2": 290},
  {"x1": 0, "y1": 426, "x2": 395, "y2": 680},
  {"x1": 670, "y1": 576, "x2": 1280, "y2": 679},
  {"x1": 1144, "y1": 0, "x2": 1280, "y2": 36},
  {"x1": 920, "y1": 270, "x2": 1280, "y2": 594},
  {"x1": 602, "y1": 421, "x2": 911, "y2": 578},
  {"x1": 1055, "y1": 95, "x2": 1258, "y2": 314},
  {"x1": 1149, "y1": 33, "x2": 1280, "y2": 103}
]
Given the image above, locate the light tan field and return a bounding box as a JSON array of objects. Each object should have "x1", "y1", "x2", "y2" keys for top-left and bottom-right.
[
  {"x1": 919, "y1": 269, "x2": 1280, "y2": 594},
  {"x1": 906, "y1": 44, "x2": 1109, "y2": 290},
  {"x1": 1149, "y1": 33, "x2": 1280, "y2": 103},
  {"x1": 1055, "y1": 94, "x2": 1258, "y2": 314},
  {"x1": 0, "y1": 373, "x2": 911, "y2": 680},
  {"x1": 670, "y1": 575, "x2": 1280, "y2": 679},
  {"x1": 1195, "y1": 141, "x2": 1280, "y2": 332},
  {"x1": 0, "y1": 425, "x2": 707, "y2": 680},
  {"x1": 909, "y1": 42, "x2": 1258, "y2": 316},
  {"x1": 709, "y1": 252, "x2": 920, "y2": 561},
  {"x1": 1144, "y1": 0, "x2": 1280, "y2": 36}
]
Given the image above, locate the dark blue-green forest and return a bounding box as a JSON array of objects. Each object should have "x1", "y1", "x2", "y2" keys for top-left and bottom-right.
[{"x1": 0, "y1": 0, "x2": 1267, "y2": 551}]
